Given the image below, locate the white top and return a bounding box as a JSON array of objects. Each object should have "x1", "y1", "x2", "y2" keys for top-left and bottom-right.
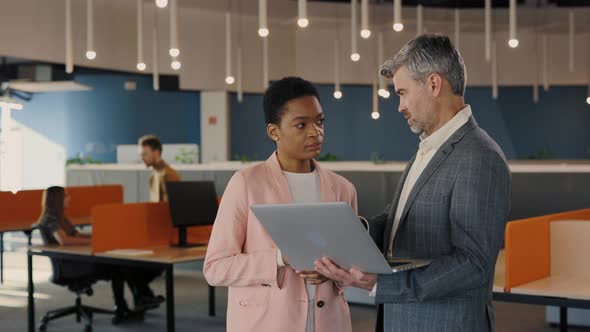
[
  {"x1": 280, "y1": 169, "x2": 321, "y2": 332},
  {"x1": 149, "y1": 167, "x2": 166, "y2": 202},
  {"x1": 283, "y1": 169, "x2": 322, "y2": 203}
]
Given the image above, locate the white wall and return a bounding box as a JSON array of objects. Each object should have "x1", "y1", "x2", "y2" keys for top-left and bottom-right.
[
  {"x1": 200, "y1": 91, "x2": 229, "y2": 163},
  {"x1": 0, "y1": 108, "x2": 22, "y2": 192},
  {"x1": 0, "y1": 120, "x2": 66, "y2": 191}
]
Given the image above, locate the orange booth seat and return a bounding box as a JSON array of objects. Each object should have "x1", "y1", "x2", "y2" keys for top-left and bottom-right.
[{"x1": 503, "y1": 208, "x2": 590, "y2": 293}]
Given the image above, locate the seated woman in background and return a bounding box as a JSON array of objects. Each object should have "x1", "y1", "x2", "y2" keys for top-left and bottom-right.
[
  {"x1": 35, "y1": 186, "x2": 163, "y2": 323},
  {"x1": 204, "y1": 77, "x2": 358, "y2": 332}
]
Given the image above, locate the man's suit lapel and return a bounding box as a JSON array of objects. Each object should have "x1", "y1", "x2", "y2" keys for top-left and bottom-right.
[
  {"x1": 387, "y1": 117, "x2": 478, "y2": 251},
  {"x1": 382, "y1": 155, "x2": 415, "y2": 253},
  {"x1": 398, "y1": 145, "x2": 454, "y2": 222}
]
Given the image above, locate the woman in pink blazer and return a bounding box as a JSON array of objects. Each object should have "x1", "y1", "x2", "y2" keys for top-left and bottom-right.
[{"x1": 204, "y1": 77, "x2": 357, "y2": 332}]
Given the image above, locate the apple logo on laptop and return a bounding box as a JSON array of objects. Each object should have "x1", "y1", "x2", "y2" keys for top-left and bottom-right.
[{"x1": 307, "y1": 231, "x2": 328, "y2": 248}]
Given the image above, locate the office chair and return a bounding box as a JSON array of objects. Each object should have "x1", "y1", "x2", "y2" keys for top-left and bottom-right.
[
  {"x1": 34, "y1": 218, "x2": 115, "y2": 332},
  {"x1": 38, "y1": 257, "x2": 114, "y2": 332}
]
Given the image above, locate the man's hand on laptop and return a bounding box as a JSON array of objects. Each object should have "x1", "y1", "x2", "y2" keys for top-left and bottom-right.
[{"x1": 314, "y1": 257, "x2": 377, "y2": 291}]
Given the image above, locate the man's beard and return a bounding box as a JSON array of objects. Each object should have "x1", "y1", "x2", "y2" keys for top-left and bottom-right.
[{"x1": 409, "y1": 123, "x2": 424, "y2": 135}]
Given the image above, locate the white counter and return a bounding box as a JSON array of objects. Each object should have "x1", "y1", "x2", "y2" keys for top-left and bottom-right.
[{"x1": 67, "y1": 160, "x2": 590, "y2": 173}]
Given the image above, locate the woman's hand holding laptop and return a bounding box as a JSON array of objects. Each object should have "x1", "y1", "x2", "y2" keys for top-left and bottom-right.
[
  {"x1": 297, "y1": 271, "x2": 329, "y2": 285},
  {"x1": 283, "y1": 251, "x2": 330, "y2": 285},
  {"x1": 314, "y1": 257, "x2": 377, "y2": 291}
]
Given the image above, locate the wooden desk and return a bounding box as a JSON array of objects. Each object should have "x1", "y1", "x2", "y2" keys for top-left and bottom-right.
[
  {"x1": 0, "y1": 217, "x2": 92, "y2": 284},
  {"x1": 27, "y1": 245, "x2": 214, "y2": 332},
  {"x1": 492, "y1": 250, "x2": 590, "y2": 332},
  {"x1": 511, "y1": 275, "x2": 590, "y2": 301},
  {"x1": 0, "y1": 216, "x2": 91, "y2": 234},
  {"x1": 96, "y1": 245, "x2": 208, "y2": 264}
]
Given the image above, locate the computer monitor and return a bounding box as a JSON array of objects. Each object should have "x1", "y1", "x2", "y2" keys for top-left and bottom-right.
[{"x1": 166, "y1": 181, "x2": 218, "y2": 247}]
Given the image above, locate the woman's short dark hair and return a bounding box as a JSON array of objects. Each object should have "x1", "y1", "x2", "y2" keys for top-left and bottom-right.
[{"x1": 263, "y1": 77, "x2": 320, "y2": 125}]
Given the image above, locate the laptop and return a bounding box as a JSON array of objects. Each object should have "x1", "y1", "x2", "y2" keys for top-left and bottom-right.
[
  {"x1": 388, "y1": 258, "x2": 432, "y2": 273},
  {"x1": 250, "y1": 202, "x2": 431, "y2": 274}
]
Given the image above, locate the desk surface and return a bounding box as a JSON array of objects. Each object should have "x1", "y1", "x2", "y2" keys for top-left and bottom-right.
[
  {"x1": 30, "y1": 244, "x2": 207, "y2": 264},
  {"x1": 98, "y1": 245, "x2": 207, "y2": 264},
  {"x1": 1, "y1": 216, "x2": 92, "y2": 233},
  {"x1": 511, "y1": 275, "x2": 590, "y2": 301},
  {"x1": 30, "y1": 245, "x2": 92, "y2": 255},
  {"x1": 493, "y1": 250, "x2": 506, "y2": 293}
]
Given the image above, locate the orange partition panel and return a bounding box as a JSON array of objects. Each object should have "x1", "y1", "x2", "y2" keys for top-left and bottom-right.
[
  {"x1": 504, "y1": 216, "x2": 551, "y2": 291},
  {"x1": 0, "y1": 190, "x2": 43, "y2": 225},
  {"x1": 503, "y1": 207, "x2": 590, "y2": 291},
  {"x1": 184, "y1": 225, "x2": 213, "y2": 245},
  {"x1": 549, "y1": 208, "x2": 590, "y2": 222},
  {"x1": 0, "y1": 192, "x2": 15, "y2": 221},
  {"x1": 92, "y1": 202, "x2": 174, "y2": 253},
  {"x1": 65, "y1": 185, "x2": 123, "y2": 224}
]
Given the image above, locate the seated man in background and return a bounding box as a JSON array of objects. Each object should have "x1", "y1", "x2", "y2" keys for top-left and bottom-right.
[
  {"x1": 128, "y1": 134, "x2": 182, "y2": 307},
  {"x1": 139, "y1": 135, "x2": 181, "y2": 202}
]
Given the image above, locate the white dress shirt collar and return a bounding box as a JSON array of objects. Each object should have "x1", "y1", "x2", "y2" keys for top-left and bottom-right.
[{"x1": 419, "y1": 105, "x2": 472, "y2": 151}]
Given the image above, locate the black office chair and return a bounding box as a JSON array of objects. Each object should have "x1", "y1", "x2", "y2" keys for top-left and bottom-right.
[
  {"x1": 35, "y1": 222, "x2": 114, "y2": 332},
  {"x1": 38, "y1": 256, "x2": 114, "y2": 332}
]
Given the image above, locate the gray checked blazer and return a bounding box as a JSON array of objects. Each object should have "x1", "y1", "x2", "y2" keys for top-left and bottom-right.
[{"x1": 368, "y1": 116, "x2": 512, "y2": 332}]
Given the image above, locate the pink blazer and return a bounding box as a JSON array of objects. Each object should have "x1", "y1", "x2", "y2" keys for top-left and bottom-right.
[{"x1": 204, "y1": 153, "x2": 358, "y2": 332}]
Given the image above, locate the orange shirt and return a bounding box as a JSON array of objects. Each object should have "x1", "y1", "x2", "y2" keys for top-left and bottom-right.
[{"x1": 149, "y1": 160, "x2": 181, "y2": 202}]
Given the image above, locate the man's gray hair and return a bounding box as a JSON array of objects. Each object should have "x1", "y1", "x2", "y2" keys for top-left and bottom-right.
[{"x1": 380, "y1": 34, "x2": 466, "y2": 96}]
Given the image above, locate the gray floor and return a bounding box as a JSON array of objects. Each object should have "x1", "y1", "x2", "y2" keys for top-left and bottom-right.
[{"x1": 0, "y1": 250, "x2": 588, "y2": 332}]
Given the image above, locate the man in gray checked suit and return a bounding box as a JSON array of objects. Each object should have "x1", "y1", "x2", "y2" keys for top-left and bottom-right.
[{"x1": 315, "y1": 34, "x2": 511, "y2": 332}]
